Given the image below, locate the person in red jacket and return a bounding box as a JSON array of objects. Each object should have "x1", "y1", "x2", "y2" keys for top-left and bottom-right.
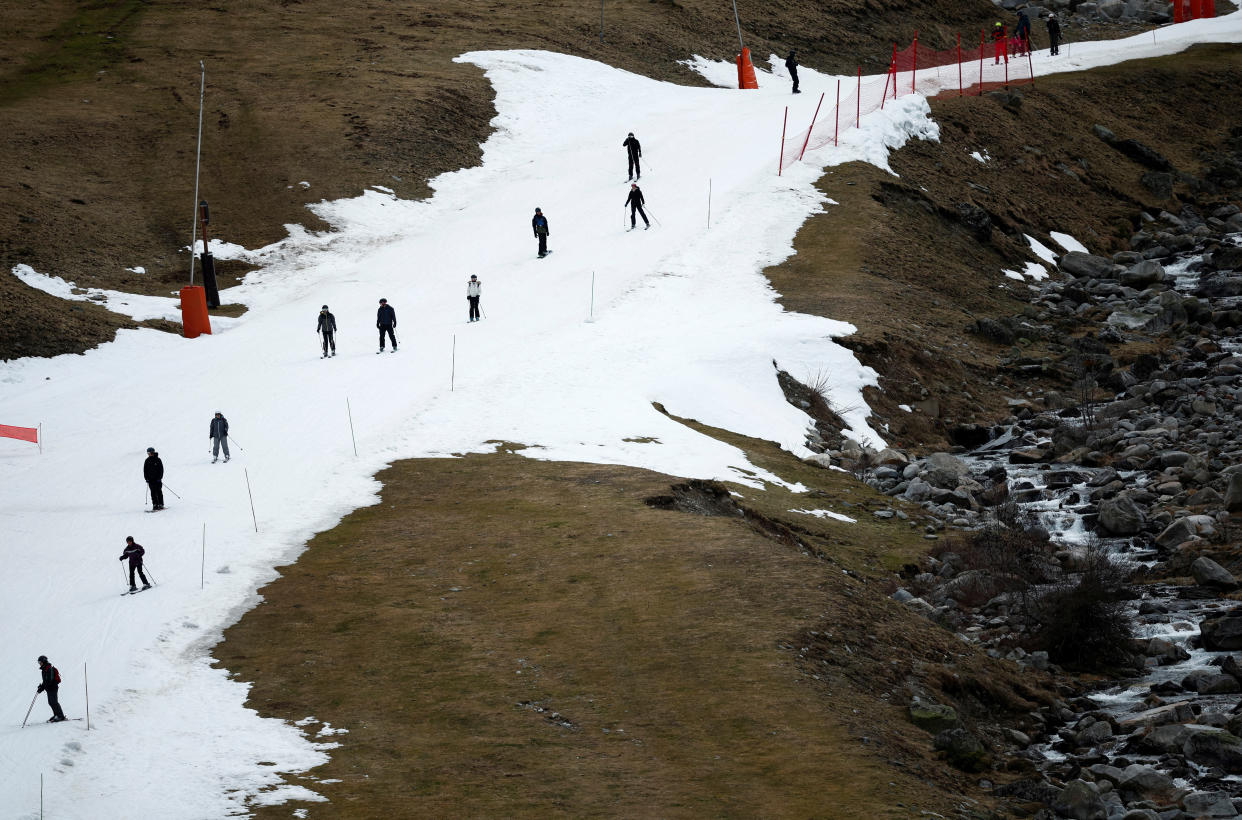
[
  {"x1": 992, "y1": 21, "x2": 1007, "y2": 65},
  {"x1": 36, "y1": 655, "x2": 66, "y2": 722}
]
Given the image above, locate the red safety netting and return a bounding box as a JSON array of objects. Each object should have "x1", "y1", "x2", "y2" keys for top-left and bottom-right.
[
  {"x1": 778, "y1": 29, "x2": 1034, "y2": 172},
  {"x1": 1173, "y1": 0, "x2": 1216, "y2": 21}
]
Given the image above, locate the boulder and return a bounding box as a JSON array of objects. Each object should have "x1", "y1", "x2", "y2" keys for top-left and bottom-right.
[
  {"x1": 1053, "y1": 779, "x2": 1107, "y2": 820},
  {"x1": 1198, "y1": 674, "x2": 1242, "y2": 695},
  {"x1": 1060, "y1": 251, "x2": 1115, "y2": 279},
  {"x1": 1118, "y1": 764, "x2": 1178, "y2": 803},
  {"x1": 1222, "y1": 654, "x2": 1242, "y2": 681},
  {"x1": 1184, "y1": 730, "x2": 1242, "y2": 774},
  {"x1": 933, "y1": 727, "x2": 990, "y2": 772},
  {"x1": 1155, "y1": 518, "x2": 1196, "y2": 548},
  {"x1": 922, "y1": 453, "x2": 968, "y2": 489},
  {"x1": 1076, "y1": 720, "x2": 1113, "y2": 746},
  {"x1": 909, "y1": 701, "x2": 959, "y2": 735},
  {"x1": 903, "y1": 477, "x2": 933, "y2": 502},
  {"x1": 1137, "y1": 722, "x2": 1192, "y2": 754},
  {"x1": 874, "y1": 448, "x2": 908, "y2": 466},
  {"x1": 1098, "y1": 493, "x2": 1145, "y2": 535},
  {"x1": 1120, "y1": 259, "x2": 1166, "y2": 287},
  {"x1": 1202, "y1": 610, "x2": 1242, "y2": 652},
  {"x1": 1192, "y1": 556, "x2": 1240, "y2": 591},
  {"x1": 1118, "y1": 702, "x2": 1193, "y2": 732},
  {"x1": 1226, "y1": 473, "x2": 1242, "y2": 512},
  {"x1": 1145, "y1": 636, "x2": 1191, "y2": 665},
  {"x1": 1181, "y1": 791, "x2": 1238, "y2": 818}
]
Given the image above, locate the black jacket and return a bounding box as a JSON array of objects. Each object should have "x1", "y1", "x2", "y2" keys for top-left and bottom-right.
[
  {"x1": 625, "y1": 187, "x2": 645, "y2": 208},
  {"x1": 532, "y1": 214, "x2": 549, "y2": 237},
  {"x1": 317, "y1": 311, "x2": 337, "y2": 334},
  {"x1": 376, "y1": 304, "x2": 396, "y2": 328},
  {"x1": 120, "y1": 542, "x2": 145, "y2": 565},
  {"x1": 785, "y1": 53, "x2": 798, "y2": 72},
  {"x1": 1015, "y1": 13, "x2": 1031, "y2": 38},
  {"x1": 1047, "y1": 17, "x2": 1061, "y2": 38},
  {"x1": 38, "y1": 662, "x2": 59, "y2": 693},
  {"x1": 209, "y1": 416, "x2": 228, "y2": 440},
  {"x1": 144, "y1": 454, "x2": 163, "y2": 482},
  {"x1": 623, "y1": 135, "x2": 641, "y2": 158}
]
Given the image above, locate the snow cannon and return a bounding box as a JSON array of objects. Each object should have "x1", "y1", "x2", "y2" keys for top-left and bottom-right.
[{"x1": 180, "y1": 286, "x2": 212, "y2": 339}]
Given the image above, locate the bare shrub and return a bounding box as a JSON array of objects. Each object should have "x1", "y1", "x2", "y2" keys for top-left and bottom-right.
[{"x1": 1026, "y1": 545, "x2": 1135, "y2": 671}]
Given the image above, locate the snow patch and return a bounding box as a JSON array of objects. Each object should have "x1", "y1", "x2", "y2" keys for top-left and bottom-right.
[
  {"x1": 969, "y1": 149, "x2": 990, "y2": 164},
  {"x1": 1025, "y1": 234, "x2": 1057, "y2": 265},
  {"x1": 1049, "y1": 231, "x2": 1089, "y2": 254},
  {"x1": 791, "y1": 508, "x2": 857, "y2": 523}
]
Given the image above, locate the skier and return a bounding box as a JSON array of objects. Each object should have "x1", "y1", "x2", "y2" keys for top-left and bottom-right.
[
  {"x1": 1014, "y1": 10, "x2": 1031, "y2": 56},
  {"x1": 467, "y1": 275, "x2": 482, "y2": 322},
  {"x1": 36, "y1": 655, "x2": 66, "y2": 722},
  {"x1": 623, "y1": 132, "x2": 642, "y2": 181},
  {"x1": 625, "y1": 183, "x2": 650, "y2": 231},
  {"x1": 209, "y1": 411, "x2": 229, "y2": 463},
  {"x1": 785, "y1": 50, "x2": 800, "y2": 94},
  {"x1": 317, "y1": 305, "x2": 337, "y2": 357},
  {"x1": 144, "y1": 447, "x2": 164, "y2": 511},
  {"x1": 119, "y1": 536, "x2": 151, "y2": 593},
  {"x1": 376, "y1": 298, "x2": 397, "y2": 353},
  {"x1": 992, "y1": 21, "x2": 1007, "y2": 65},
  {"x1": 532, "y1": 208, "x2": 550, "y2": 258},
  {"x1": 1047, "y1": 13, "x2": 1061, "y2": 56}
]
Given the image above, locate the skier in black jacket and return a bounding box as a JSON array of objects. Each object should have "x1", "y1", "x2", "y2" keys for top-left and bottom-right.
[
  {"x1": 119, "y1": 536, "x2": 151, "y2": 592},
  {"x1": 376, "y1": 298, "x2": 397, "y2": 353},
  {"x1": 625, "y1": 183, "x2": 650, "y2": 230},
  {"x1": 144, "y1": 447, "x2": 164, "y2": 510},
  {"x1": 36, "y1": 655, "x2": 66, "y2": 722},
  {"x1": 623, "y1": 132, "x2": 642, "y2": 181},
  {"x1": 532, "y1": 208, "x2": 550, "y2": 258},
  {"x1": 209, "y1": 412, "x2": 229, "y2": 463},
  {"x1": 785, "y1": 50, "x2": 800, "y2": 94},
  {"x1": 1047, "y1": 13, "x2": 1061, "y2": 55},
  {"x1": 1015, "y1": 10, "x2": 1032, "y2": 56},
  {"x1": 317, "y1": 305, "x2": 337, "y2": 357}
]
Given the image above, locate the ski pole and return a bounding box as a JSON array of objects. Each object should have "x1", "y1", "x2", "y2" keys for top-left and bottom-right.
[
  {"x1": 21, "y1": 692, "x2": 38, "y2": 728},
  {"x1": 162, "y1": 483, "x2": 183, "y2": 500},
  {"x1": 143, "y1": 563, "x2": 157, "y2": 586},
  {"x1": 145, "y1": 484, "x2": 150, "y2": 508},
  {"x1": 644, "y1": 206, "x2": 663, "y2": 228},
  {"x1": 122, "y1": 559, "x2": 129, "y2": 587},
  {"x1": 228, "y1": 435, "x2": 243, "y2": 451}
]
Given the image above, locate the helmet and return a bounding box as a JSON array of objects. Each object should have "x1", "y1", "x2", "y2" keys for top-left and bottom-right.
[
  {"x1": 38, "y1": 655, "x2": 48, "y2": 664},
  {"x1": 321, "y1": 305, "x2": 329, "y2": 310},
  {"x1": 146, "y1": 447, "x2": 155, "y2": 453},
  {"x1": 379, "y1": 298, "x2": 387, "y2": 304}
]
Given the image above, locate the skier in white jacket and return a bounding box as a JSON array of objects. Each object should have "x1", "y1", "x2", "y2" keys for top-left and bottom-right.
[{"x1": 466, "y1": 274, "x2": 482, "y2": 322}]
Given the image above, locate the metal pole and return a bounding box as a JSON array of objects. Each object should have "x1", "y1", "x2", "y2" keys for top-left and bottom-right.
[
  {"x1": 84, "y1": 662, "x2": 90, "y2": 730},
  {"x1": 590, "y1": 272, "x2": 595, "y2": 320},
  {"x1": 22, "y1": 692, "x2": 37, "y2": 728},
  {"x1": 707, "y1": 179, "x2": 711, "y2": 229},
  {"x1": 346, "y1": 398, "x2": 357, "y2": 456},
  {"x1": 834, "y1": 79, "x2": 840, "y2": 145},
  {"x1": 38, "y1": 423, "x2": 42, "y2": 454},
  {"x1": 798, "y1": 92, "x2": 825, "y2": 160},
  {"x1": 912, "y1": 31, "x2": 918, "y2": 95},
  {"x1": 958, "y1": 33, "x2": 963, "y2": 96},
  {"x1": 600, "y1": 0, "x2": 604, "y2": 42},
  {"x1": 979, "y1": 30, "x2": 984, "y2": 96},
  {"x1": 881, "y1": 60, "x2": 891, "y2": 110},
  {"x1": 244, "y1": 468, "x2": 258, "y2": 532},
  {"x1": 731, "y1": 0, "x2": 744, "y2": 50},
  {"x1": 189, "y1": 61, "x2": 205, "y2": 286},
  {"x1": 778, "y1": 106, "x2": 787, "y2": 175},
  {"x1": 201, "y1": 523, "x2": 206, "y2": 589},
  {"x1": 451, "y1": 335, "x2": 456, "y2": 391},
  {"x1": 856, "y1": 67, "x2": 860, "y2": 127}
]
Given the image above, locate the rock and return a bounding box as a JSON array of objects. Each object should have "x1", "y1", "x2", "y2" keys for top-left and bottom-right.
[
  {"x1": 1138, "y1": 723, "x2": 1193, "y2": 754},
  {"x1": 1053, "y1": 779, "x2": 1107, "y2": 820},
  {"x1": 874, "y1": 448, "x2": 907, "y2": 466},
  {"x1": 1092, "y1": 124, "x2": 1116, "y2": 142},
  {"x1": 955, "y1": 202, "x2": 992, "y2": 241},
  {"x1": 1141, "y1": 171, "x2": 1173, "y2": 199},
  {"x1": 1098, "y1": 493, "x2": 1146, "y2": 535},
  {"x1": 1188, "y1": 486, "x2": 1224, "y2": 506},
  {"x1": 1198, "y1": 674, "x2": 1242, "y2": 695},
  {"x1": 1119, "y1": 811, "x2": 1160, "y2": 820},
  {"x1": 933, "y1": 727, "x2": 990, "y2": 772},
  {"x1": 891, "y1": 588, "x2": 914, "y2": 603},
  {"x1": 1202, "y1": 610, "x2": 1242, "y2": 651},
  {"x1": 922, "y1": 453, "x2": 968, "y2": 489},
  {"x1": 1184, "y1": 730, "x2": 1242, "y2": 774},
  {"x1": 1004, "y1": 728, "x2": 1031, "y2": 748},
  {"x1": 1226, "y1": 473, "x2": 1242, "y2": 512},
  {"x1": 1181, "y1": 790, "x2": 1238, "y2": 818},
  {"x1": 1110, "y1": 137, "x2": 1172, "y2": 170},
  {"x1": 942, "y1": 570, "x2": 1006, "y2": 605},
  {"x1": 804, "y1": 453, "x2": 835, "y2": 469},
  {"x1": 1145, "y1": 636, "x2": 1191, "y2": 665},
  {"x1": 903, "y1": 477, "x2": 933, "y2": 502},
  {"x1": 1008, "y1": 447, "x2": 1049, "y2": 464},
  {"x1": 1060, "y1": 251, "x2": 1116, "y2": 279},
  {"x1": 909, "y1": 701, "x2": 959, "y2": 735},
  {"x1": 1119, "y1": 702, "x2": 1194, "y2": 732},
  {"x1": 1223, "y1": 654, "x2": 1242, "y2": 681},
  {"x1": 1076, "y1": 720, "x2": 1114, "y2": 746},
  {"x1": 1120, "y1": 259, "x2": 1166, "y2": 287},
  {"x1": 1192, "y1": 557, "x2": 1240, "y2": 591},
  {"x1": 1118, "y1": 764, "x2": 1178, "y2": 803},
  {"x1": 1155, "y1": 518, "x2": 1196, "y2": 549}
]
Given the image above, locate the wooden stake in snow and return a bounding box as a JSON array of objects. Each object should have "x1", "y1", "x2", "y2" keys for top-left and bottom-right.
[
  {"x1": 84, "y1": 663, "x2": 90, "y2": 730},
  {"x1": 200, "y1": 523, "x2": 206, "y2": 589},
  {"x1": 244, "y1": 468, "x2": 258, "y2": 532},
  {"x1": 707, "y1": 179, "x2": 711, "y2": 229},
  {"x1": 586, "y1": 272, "x2": 596, "y2": 323},
  {"x1": 38, "y1": 423, "x2": 43, "y2": 454},
  {"x1": 451, "y1": 335, "x2": 456, "y2": 391}
]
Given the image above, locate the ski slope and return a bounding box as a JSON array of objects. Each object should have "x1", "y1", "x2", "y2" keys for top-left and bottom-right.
[{"x1": 3, "y1": 13, "x2": 1241, "y2": 817}]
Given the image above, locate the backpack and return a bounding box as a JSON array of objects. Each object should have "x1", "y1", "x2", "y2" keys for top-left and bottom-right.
[{"x1": 54, "y1": 666, "x2": 61, "y2": 684}]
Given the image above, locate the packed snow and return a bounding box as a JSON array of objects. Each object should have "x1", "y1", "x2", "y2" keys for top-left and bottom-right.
[{"x1": 3, "y1": 11, "x2": 1242, "y2": 818}]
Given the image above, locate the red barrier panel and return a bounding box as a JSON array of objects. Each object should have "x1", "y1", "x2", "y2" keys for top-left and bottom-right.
[
  {"x1": 0, "y1": 424, "x2": 38, "y2": 444},
  {"x1": 736, "y1": 47, "x2": 759, "y2": 89},
  {"x1": 180, "y1": 285, "x2": 212, "y2": 338}
]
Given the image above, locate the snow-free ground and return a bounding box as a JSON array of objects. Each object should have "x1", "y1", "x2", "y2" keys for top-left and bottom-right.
[{"x1": 3, "y1": 13, "x2": 1242, "y2": 817}]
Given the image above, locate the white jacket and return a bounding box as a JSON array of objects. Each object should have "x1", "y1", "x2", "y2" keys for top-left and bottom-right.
[{"x1": 467, "y1": 280, "x2": 482, "y2": 297}]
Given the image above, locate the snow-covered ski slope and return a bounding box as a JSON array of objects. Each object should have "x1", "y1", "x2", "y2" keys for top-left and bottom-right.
[{"x1": 2, "y1": 14, "x2": 1241, "y2": 818}]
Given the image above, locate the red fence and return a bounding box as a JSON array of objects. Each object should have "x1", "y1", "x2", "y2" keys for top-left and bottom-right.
[
  {"x1": 1174, "y1": 0, "x2": 1216, "y2": 22},
  {"x1": 778, "y1": 29, "x2": 1033, "y2": 172}
]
